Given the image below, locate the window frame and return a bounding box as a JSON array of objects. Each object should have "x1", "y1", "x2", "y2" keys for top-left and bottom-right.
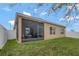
[
  {"x1": 50, "y1": 27, "x2": 56, "y2": 35},
  {"x1": 60, "y1": 29, "x2": 64, "y2": 34}
]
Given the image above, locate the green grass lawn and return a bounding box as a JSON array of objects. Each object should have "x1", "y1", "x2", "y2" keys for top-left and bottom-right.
[{"x1": 0, "y1": 37, "x2": 79, "y2": 56}]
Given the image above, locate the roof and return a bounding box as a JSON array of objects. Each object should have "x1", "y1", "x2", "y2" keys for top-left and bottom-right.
[{"x1": 15, "y1": 13, "x2": 65, "y2": 28}]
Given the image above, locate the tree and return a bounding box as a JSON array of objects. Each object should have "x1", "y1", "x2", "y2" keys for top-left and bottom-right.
[{"x1": 37, "y1": 3, "x2": 79, "y2": 22}]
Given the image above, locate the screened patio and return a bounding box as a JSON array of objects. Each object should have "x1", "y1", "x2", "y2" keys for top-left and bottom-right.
[{"x1": 22, "y1": 19, "x2": 44, "y2": 41}]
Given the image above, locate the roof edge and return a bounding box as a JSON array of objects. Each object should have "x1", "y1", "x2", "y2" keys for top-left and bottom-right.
[{"x1": 16, "y1": 13, "x2": 65, "y2": 28}]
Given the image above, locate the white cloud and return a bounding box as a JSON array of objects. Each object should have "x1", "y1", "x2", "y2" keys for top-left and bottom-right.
[
  {"x1": 40, "y1": 12, "x2": 47, "y2": 16},
  {"x1": 76, "y1": 16, "x2": 79, "y2": 19},
  {"x1": 23, "y1": 11, "x2": 32, "y2": 16},
  {"x1": 34, "y1": 9, "x2": 38, "y2": 13},
  {"x1": 3, "y1": 7, "x2": 11, "y2": 11},
  {"x1": 67, "y1": 6, "x2": 72, "y2": 9},
  {"x1": 59, "y1": 16, "x2": 78, "y2": 22},
  {"x1": 59, "y1": 18, "x2": 65, "y2": 21},
  {"x1": 67, "y1": 16, "x2": 74, "y2": 22},
  {"x1": 66, "y1": 16, "x2": 79, "y2": 22},
  {"x1": 76, "y1": 4, "x2": 79, "y2": 10},
  {"x1": 8, "y1": 20, "x2": 15, "y2": 26}
]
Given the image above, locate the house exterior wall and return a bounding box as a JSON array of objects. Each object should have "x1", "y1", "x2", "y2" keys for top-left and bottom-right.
[
  {"x1": 44, "y1": 23, "x2": 65, "y2": 40},
  {"x1": 16, "y1": 17, "x2": 65, "y2": 42},
  {"x1": 0, "y1": 25, "x2": 8, "y2": 49},
  {"x1": 16, "y1": 14, "x2": 65, "y2": 42}
]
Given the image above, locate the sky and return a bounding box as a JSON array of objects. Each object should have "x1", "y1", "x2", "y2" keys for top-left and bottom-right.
[{"x1": 0, "y1": 3, "x2": 79, "y2": 32}]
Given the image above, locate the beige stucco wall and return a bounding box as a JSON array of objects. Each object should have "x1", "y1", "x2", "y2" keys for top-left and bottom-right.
[
  {"x1": 17, "y1": 15, "x2": 65, "y2": 42},
  {"x1": 44, "y1": 23, "x2": 65, "y2": 40},
  {"x1": 17, "y1": 16, "x2": 22, "y2": 43}
]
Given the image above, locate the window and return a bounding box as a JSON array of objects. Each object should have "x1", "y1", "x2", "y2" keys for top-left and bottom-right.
[
  {"x1": 60, "y1": 29, "x2": 64, "y2": 34},
  {"x1": 50, "y1": 27, "x2": 56, "y2": 35},
  {"x1": 50, "y1": 27, "x2": 52, "y2": 34}
]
